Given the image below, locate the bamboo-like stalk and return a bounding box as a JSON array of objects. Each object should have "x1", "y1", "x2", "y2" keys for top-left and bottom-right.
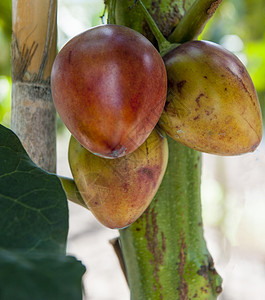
[{"x1": 11, "y1": 0, "x2": 57, "y2": 172}]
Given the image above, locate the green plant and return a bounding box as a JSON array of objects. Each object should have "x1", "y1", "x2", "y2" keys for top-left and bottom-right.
[{"x1": 2, "y1": 0, "x2": 263, "y2": 299}]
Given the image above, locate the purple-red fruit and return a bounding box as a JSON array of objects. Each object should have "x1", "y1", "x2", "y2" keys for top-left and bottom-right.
[{"x1": 51, "y1": 24, "x2": 167, "y2": 158}]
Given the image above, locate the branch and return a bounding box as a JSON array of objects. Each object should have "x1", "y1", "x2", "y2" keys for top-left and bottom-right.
[{"x1": 168, "y1": 0, "x2": 223, "y2": 43}]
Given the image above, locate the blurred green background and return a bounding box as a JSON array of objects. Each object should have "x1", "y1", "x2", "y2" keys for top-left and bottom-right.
[{"x1": 1, "y1": 1, "x2": 265, "y2": 299}]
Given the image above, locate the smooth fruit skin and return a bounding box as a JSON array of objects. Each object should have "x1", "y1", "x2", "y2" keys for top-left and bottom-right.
[
  {"x1": 68, "y1": 128, "x2": 168, "y2": 229},
  {"x1": 51, "y1": 24, "x2": 167, "y2": 158},
  {"x1": 159, "y1": 40, "x2": 263, "y2": 155}
]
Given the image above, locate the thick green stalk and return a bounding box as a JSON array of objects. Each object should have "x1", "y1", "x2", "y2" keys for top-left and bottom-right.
[
  {"x1": 110, "y1": 0, "x2": 222, "y2": 299},
  {"x1": 120, "y1": 138, "x2": 222, "y2": 299},
  {"x1": 112, "y1": 0, "x2": 186, "y2": 44}
]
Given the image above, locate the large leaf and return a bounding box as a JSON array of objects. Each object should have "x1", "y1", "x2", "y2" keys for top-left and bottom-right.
[
  {"x1": 0, "y1": 124, "x2": 86, "y2": 298},
  {"x1": 0, "y1": 124, "x2": 68, "y2": 253},
  {"x1": 0, "y1": 249, "x2": 86, "y2": 300}
]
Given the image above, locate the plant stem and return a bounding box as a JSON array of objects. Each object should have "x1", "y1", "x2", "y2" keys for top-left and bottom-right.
[
  {"x1": 137, "y1": 0, "x2": 174, "y2": 56},
  {"x1": 169, "y1": 0, "x2": 223, "y2": 43},
  {"x1": 58, "y1": 176, "x2": 87, "y2": 209},
  {"x1": 106, "y1": 0, "x2": 116, "y2": 24},
  {"x1": 119, "y1": 138, "x2": 222, "y2": 299}
]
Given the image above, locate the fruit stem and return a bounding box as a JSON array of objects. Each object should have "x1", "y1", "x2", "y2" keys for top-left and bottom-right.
[
  {"x1": 136, "y1": 0, "x2": 178, "y2": 56},
  {"x1": 58, "y1": 176, "x2": 88, "y2": 209},
  {"x1": 106, "y1": 0, "x2": 116, "y2": 24},
  {"x1": 168, "y1": 0, "x2": 223, "y2": 43}
]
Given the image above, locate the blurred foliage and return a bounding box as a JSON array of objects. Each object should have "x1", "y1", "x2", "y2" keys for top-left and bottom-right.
[
  {"x1": 0, "y1": 0, "x2": 11, "y2": 40},
  {"x1": 0, "y1": 0, "x2": 11, "y2": 76},
  {"x1": 0, "y1": 0, "x2": 264, "y2": 126},
  {"x1": 0, "y1": 76, "x2": 11, "y2": 127},
  {"x1": 0, "y1": 0, "x2": 11, "y2": 127}
]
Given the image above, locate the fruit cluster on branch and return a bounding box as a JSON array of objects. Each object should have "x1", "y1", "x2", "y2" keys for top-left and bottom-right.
[{"x1": 51, "y1": 2, "x2": 262, "y2": 229}]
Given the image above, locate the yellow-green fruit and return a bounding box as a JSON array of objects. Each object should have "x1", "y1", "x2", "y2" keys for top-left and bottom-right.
[
  {"x1": 68, "y1": 128, "x2": 168, "y2": 229},
  {"x1": 159, "y1": 40, "x2": 263, "y2": 155}
]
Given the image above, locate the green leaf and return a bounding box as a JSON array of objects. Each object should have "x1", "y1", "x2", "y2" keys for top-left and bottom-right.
[
  {"x1": 0, "y1": 249, "x2": 86, "y2": 300},
  {"x1": 0, "y1": 124, "x2": 68, "y2": 254}
]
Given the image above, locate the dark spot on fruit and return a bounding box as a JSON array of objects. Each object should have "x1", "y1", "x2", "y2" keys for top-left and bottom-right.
[
  {"x1": 193, "y1": 115, "x2": 200, "y2": 120},
  {"x1": 205, "y1": 108, "x2": 214, "y2": 116},
  {"x1": 177, "y1": 80, "x2": 187, "y2": 94},
  {"x1": 138, "y1": 167, "x2": 154, "y2": 181},
  {"x1": 195, "y1": 93, "x2": 204, "y2": 107},
  {"x1": 110, "y1": 145, "x2": 127, "y2": 158},
  {"x1": 224, "y1": 87, "x2": 227, "y2": 91},
  {"x1": 94, "y1": 201, "x2": 98, "y2": 205},
  {"x1": 203, "y1": 76, "x2": 208, "y2": 79}
]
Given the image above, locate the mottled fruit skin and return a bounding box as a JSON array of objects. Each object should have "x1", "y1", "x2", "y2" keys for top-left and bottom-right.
[
  {"x1": 51, "y1": 24, "x2": 167, "y2": 158},
  {"x1": 159, "y1": 40, "x2": 263, "y2": 155},
  {"x1": 68, "y1": 128, "x2": 168, "y2": 229}
]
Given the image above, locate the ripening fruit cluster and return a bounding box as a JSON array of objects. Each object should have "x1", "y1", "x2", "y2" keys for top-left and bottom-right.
[{"x1": 51, "y1": 23, "x2": 262, "y2": 229}]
